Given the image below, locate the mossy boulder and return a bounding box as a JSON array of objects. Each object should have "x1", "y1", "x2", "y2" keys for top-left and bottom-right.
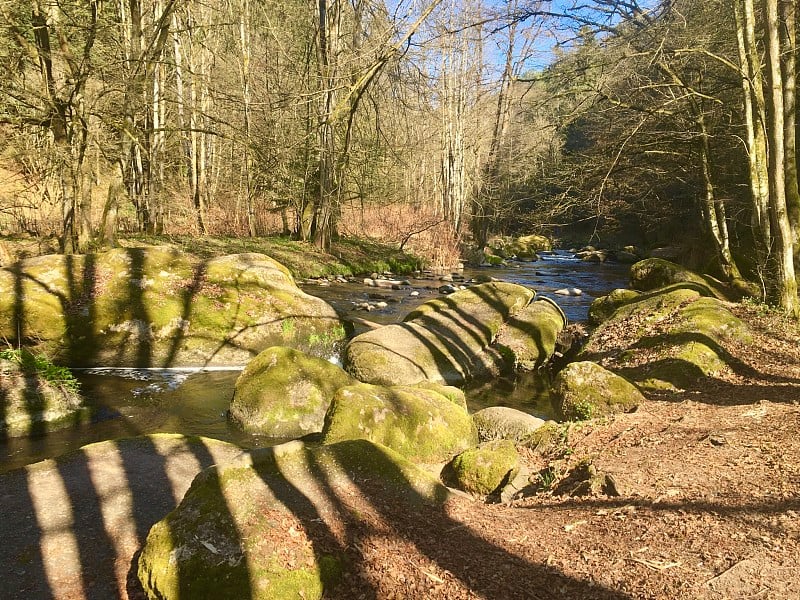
[
  {"x1": 320, "y1": 382, "x2": 478, "y2": 463},
  {"x1": 486, "y1": 235, "x2": 551, "y2": 260},
  {"x1": 588, "y1": 289, "x2": 641, "y2": 325},
  {"x1": 343, "y1": 282, "x2": 534, "y2": 386},
  {"x1": 445, "y1": 440, "x2": 520, "y2": 496},
  {"x1": 0, "y1": 356, "x2": 89, "y2": 437},
  {"x1": 582, "y1": 288, "x2": 752, "y2": 392},
  {"x1": 137, "y1": 439, "x2": 449, "y2": 600},
  {"x1": 494, "y1": 297, "x2": 566, "y2": 370},
  {"x1": 472, "y1": 406, "x2": 548, "y2": 444},
  {"x1": 0, "y1": 247, "x2": 346, "y2": 367},
  {"x1": 629, "y1": 258, "x2": 731, "y2": 299},
  {"x1": 229, "y1": 347, "x2": 355, "y2": 438},
  {"x1": 588, "y1": 282, "x2": 721, "y2": 326},
  {"x1": 553, "y1": 361, "x2": 644, "y2": 421}
]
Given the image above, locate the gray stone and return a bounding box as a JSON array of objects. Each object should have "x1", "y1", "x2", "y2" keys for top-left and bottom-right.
[{"x1": 472, "y1": 406, "x2": 547, "y2": 443}]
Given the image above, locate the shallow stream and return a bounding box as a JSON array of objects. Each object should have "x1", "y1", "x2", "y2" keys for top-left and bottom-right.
[{"x1": 0, "y1": 251, "x2": 629, "y2": 473}]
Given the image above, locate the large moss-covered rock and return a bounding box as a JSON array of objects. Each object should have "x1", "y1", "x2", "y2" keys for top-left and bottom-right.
[
  {"x1": 0, "y1": 355, "x2": 89, "y2": 437},
  {"x1": 588, "y1": 289, "x2": 641, "y2": 325},
  {"x1": 0, "y1": 248, "x2": 346, "y2": 367},
  {"x1": 137, "y1": 439, "x2": 449, "y2": 600},
  {"x1": 344, "y1": 282, "x2": 534, "y2": 386},
  {"x1": 588, "y1": 281, "x2": 721, "y2": 326},
  {"x1": 320, "y1": 382, "x2": 478, "y2": 463},
  {"x1": 472, "y1": 406, "x2": 547, "y2": 444},
  {"x1": 486, "y1": 235, "x2": 551, "y2": 260},
  {"x1": 629, "y1": 258, "x2": 731, "y2": 298},
  {"x1": 494, "y1": 297, "x2": 566, "y2": 370},
  {"x1": 582, "y1": 288, "x2": 752, "y2": 391},
  {"x1": 553, "y1": 361, "x2": 644, "y2": 420},
  {"x1": 229, "y1": 347, "x2": 355, "y2": 437},
  {"x1": 445, "y1": 440, "x2": 520, "y2": 496}
]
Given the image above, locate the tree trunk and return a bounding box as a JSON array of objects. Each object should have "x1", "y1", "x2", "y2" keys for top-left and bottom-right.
[
  {"x1": 779, "y1": 0, "x2": 800, "y2": 247},
  {"x1": 735, "y1": 0, "x2": 772, "y2": 283},
  {"x1": 765, "y1": 0, "x2": 799, "y2": 314}
]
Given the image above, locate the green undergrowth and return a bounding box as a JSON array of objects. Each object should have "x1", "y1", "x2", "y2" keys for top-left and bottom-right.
[
  {"x1": 117, "y1": 235, "x2": 424, "y2": 279},
  {"x1": 0, "y1": 347, "x2": 80, "y2": 392}
]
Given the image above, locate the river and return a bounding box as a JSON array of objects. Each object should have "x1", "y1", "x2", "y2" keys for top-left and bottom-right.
[{"x1": 0, "y1": 251, "x2": 630, "y2": 473}]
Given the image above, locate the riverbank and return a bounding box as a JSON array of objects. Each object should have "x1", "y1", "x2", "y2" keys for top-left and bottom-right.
[{"x1": 0, "y1": 234, "x2": 427, "y2": 279}]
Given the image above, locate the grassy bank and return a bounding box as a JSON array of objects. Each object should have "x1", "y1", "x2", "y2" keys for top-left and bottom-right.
[{"x1": 0, "y1": 234, "x2": 425, "y2": 280}]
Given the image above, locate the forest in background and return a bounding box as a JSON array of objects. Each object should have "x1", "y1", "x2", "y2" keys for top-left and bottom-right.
[{"x1": 1, "y1": 0, "x2": 799, "y2": 313}]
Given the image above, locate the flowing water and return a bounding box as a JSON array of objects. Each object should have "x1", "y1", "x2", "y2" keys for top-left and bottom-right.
[{"x1": 0, "y1": 251, "x2": 630, "y2": 473}]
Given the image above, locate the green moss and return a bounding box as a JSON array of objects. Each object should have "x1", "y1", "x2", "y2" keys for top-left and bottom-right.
[
  {"x1": 583, "y1": 287, "x2": 752, "y2": 392},
  {"x1": 629, "y1": 258, "x2": 735, "y2": 300},
  {"x1": 446, "y1": 440, "x2": 520, "y2": 496},
  {"x1": 230, "y1": 346, "x2": 355, "y2": 437},
  {"x1": 522, "y1": 421, "x2": 566, "y2": 453},
  {"x1": 494, "y1": 299, "x2": 565, "y2": 369},
  {"x1": 346, "y1": 283, "x2": 534, "y2": 387},
  {"x1": 0, "y1": 247, "x2": 346, "y2": 367},
  {"x1": 320, "y1": 383, "x2": 478, "y2": 463},
  {"x1": 553, "y1": 361, "x2": 644, "y2": 421},
  {"x1": 117, "y1": 234, "x2": 424, "y2": 278},
  {"x1": 0, "y1": 354, "x2": 89, "y2": 438},
  {"x1": 411, "y1": 382, "x2": 468, "y2": 411},
  {"x1": 588, "y1": 288, "x2": 641, "y2": 325}
]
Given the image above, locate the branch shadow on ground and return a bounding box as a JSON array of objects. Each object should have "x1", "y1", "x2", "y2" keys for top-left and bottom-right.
[{"x1": 0, "y1": 434, "x2": 242, "y2": 600}]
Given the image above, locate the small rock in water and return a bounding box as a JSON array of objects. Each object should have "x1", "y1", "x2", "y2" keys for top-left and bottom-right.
[
  {"x1": 471, "y1": 274, "x2": 496, "y2": 284},
  {"x1": 554, "y1": 288, "x2": 582, "y2": 296},
  {"x1": 374, "y1": 302, "x2": 388, "y2": 309},
  {"x1": 440, "y1": 274, "x2": 454, "y2": 282},
  {"x1": 439, "y1": 284, "x2": 458, "y2": 294},
  {"x1": 410, "y1": 290, "x2": 420, "y2": 297}
]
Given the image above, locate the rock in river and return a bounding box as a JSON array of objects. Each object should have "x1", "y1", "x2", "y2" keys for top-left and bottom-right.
[
  {"x1": 320, "y1": 382, "x2": 477, "y2": 463},
  {"x1": 0, "y1": 247, "x2": 346, "y2": 367},
  {"x1": 229, "y1": 346, "x2": 356, "y2": 438},
  {"x1": 343, "y1": 282, "x2": 536, "y2": 386}
]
